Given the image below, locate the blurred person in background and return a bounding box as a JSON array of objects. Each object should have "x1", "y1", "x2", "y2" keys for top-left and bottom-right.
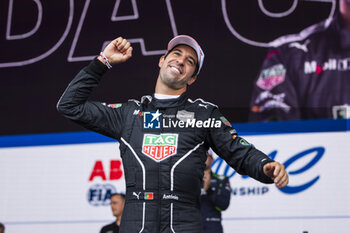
[
  {"x1": 201, "y1": 150, "x2": 231, "y2": 233},
  {"x1": 250, "y1": 0, "x2": 350, "y2": 121},
  {"x1": 0, "y1": 222, "x2": 4, "y2": 233},
  {"x1": 100, "y1": 193, "x2": 125, "y2": 233}
]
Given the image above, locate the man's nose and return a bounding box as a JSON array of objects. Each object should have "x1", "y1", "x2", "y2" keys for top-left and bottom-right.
[{"x1": 176, "y1": 56, "x2": 186, "y2": 65}]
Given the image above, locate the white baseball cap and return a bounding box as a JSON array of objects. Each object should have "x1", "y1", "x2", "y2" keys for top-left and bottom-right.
[{"x1": 167, "y1": 35, "x2": 205, "y2": 76}]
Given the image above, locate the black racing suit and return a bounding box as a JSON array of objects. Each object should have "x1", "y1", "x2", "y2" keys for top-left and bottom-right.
[
  {"x1": 201, "y1": 172, "x2": 231, "y2": 233},
  {"x1": 57, "y1": 58, "x2": 274, "y2": 233},
  {"x1": 100, "y1": 222, "x2": 119, "y2": 233},
  {"x1": 249, "y1": 13, "x2": 350, "y2": 121}
]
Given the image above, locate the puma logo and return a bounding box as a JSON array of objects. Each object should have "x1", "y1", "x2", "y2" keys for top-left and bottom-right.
[
  {"x1": 133, "y1": 192, "x2": 141, "y2": 200},
  {"x1": 198, "y1": 103, "x2": 208, "y2": 109},
  {"x1": 289, "y1": 40, "x2": 310, "y2": 52}
]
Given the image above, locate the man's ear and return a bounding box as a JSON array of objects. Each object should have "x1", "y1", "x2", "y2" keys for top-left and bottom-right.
[
  {"x1": 187, "y1": 76, "x2": 197, "y2": 86},
  {"x1": 158, "y1": 55, "x2": 165, "y2": 68}
]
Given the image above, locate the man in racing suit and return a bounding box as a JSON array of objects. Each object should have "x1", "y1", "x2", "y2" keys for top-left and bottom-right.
[
  {"x1": 249, "y1": 0, "x2": 350, "y2": 121},
  {"x1": 57, "y1": 35, "x2": 288, "y2": 233},
  {"x1": 201, "y1": 151, "x2": 231, "y2": 233}
]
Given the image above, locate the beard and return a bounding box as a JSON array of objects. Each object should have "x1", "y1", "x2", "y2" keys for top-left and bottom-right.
[{"x1": 159, "y1": 67, "x2": 189, "y2": 90}]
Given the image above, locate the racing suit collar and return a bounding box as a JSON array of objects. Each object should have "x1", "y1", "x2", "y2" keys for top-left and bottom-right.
[{"x1": 150, "y1": 92, "x2": 189, "y2": 108}]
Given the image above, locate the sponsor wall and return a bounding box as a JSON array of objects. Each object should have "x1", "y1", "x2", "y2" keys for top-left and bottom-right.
[{"x1": 0, "y1": 120, "x2": 349, "y2": 233}]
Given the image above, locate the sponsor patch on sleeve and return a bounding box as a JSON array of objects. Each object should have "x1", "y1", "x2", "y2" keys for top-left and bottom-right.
[
  {"x1": 107, "y1": 103, "x2": 122, "y2": 108},
  {"x1": 256, "y1": 64, "x2": 286, "y2": 91},
  {"x1": 239, "y1": 138, "x2": 251, "y2": 146},
  {"x1": 220, "y1": 116, "x2": 232, "y2": 127}
]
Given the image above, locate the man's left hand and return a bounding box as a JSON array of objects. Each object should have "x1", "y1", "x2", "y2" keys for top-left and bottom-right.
[{"x1": 263, "y1": 162, "x2": 289, "y2": 189}]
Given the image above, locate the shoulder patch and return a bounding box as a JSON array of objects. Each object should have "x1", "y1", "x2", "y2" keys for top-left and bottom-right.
[
  {"x1": 220, "y1": 116, "x2": 232, "y2": 127},
  {"x1": 239, "y1": 138, "x2": 251, "y2": 146}
]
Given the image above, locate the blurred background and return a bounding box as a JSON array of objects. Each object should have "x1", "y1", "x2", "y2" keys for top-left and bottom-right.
[{"x1": 0, "y1": 0, "x2": 337, "y2": 135}]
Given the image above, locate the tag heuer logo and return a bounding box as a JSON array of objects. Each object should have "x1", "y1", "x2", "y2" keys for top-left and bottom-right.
[{"x1": 142, "y1": 134, "x2": 178, "y2": 162}]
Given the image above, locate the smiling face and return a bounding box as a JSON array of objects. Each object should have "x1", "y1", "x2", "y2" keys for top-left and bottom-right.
[{"x1": 156, "y1": 45, "x2": 198, "y2": 94}]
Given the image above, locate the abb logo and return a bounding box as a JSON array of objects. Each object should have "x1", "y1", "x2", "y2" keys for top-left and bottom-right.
[{"x1": 88, "y1": 160, "x2": 123, "y2": 181}]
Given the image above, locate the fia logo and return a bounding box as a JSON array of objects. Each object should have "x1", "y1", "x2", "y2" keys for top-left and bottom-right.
[
  {"x1": 87, "y1": 184, "x2": 117, "y2": 206},
  {"x1": 143, "y1": 110, "x2": 162, "y2": 129}
]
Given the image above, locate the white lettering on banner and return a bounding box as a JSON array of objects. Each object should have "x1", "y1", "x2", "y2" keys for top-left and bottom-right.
[
  {"x1": 221, "y1": 0, "x2": 336, "y2": 48},
  {"x1": 0, "y1": 1, "x2": 338, "y2": 70},
  {"x1": 68, "y1": 0, "x2": 178, "y2": 62},
  {"x1": 6, "y1": 0, "x2": 42, "y2": 40},
  {"x1": 0, "y1": 0, "x2": 74, "y2": 68},
  {"x1": 0, "y1": 0, "x2": 177, "y2": 68}
]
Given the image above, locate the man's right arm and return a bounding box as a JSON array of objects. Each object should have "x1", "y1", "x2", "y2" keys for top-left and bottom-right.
[
  {"x1": 57, "y1": 58, "x2": 124, "y2": 139},
  {"x1": 57, "y1": 37, "x2": 133, "y2": 139}
]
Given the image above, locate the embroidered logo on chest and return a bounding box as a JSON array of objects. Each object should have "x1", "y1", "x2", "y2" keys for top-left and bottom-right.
[{"x1": 142, "y1": 134, "x2": 178, "y2": 162}]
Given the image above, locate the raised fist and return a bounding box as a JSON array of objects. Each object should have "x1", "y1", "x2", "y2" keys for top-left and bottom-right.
[{"x1": 100, "y1": 37, "x2": 133, "y2": 65}]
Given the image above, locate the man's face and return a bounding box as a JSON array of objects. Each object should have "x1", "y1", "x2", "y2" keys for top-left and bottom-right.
[
  {"x1": 110, "y1": 194, "x2": 125, "y2": 218},
  {"x1": 158, "y1": 45, "x2": 198, "y2": 90},
  {"x1": 340, "y1": 0, "x2": 350, "y2": 24}
]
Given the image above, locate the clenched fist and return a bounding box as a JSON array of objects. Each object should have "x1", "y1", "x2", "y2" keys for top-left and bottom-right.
[
  {"x1": 98, "y1": 37, "x2": 133, "y2": 65},
  {"x1": 263, "y1": 162, "x2": 289, "y2": 189}
]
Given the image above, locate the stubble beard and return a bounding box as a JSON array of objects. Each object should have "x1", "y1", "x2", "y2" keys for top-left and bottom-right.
[{"x1": 159, "y1": 68, "x2": 188, "y2": 90}]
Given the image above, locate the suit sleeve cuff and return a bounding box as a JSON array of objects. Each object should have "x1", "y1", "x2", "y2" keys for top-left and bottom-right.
[
  {"x1": 260, "y1": 158, "x2": 275, "y2": 184},
  {"x1": 84, "y1": 57, "x2": 109, "y2": 77}
]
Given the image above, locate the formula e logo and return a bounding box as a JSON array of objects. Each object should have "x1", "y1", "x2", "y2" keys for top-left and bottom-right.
[
  {"x1": 87, "y1": 183, "x2": 116, "y2": 206},
  {"x1": 142, "y1": 134, "x2": 178, "y2": 162},
  {"x1": 212, "y1": 146, "x2": 325, "y2": 195},
  {"x1": 143, "y1": 110, "x2": 162, "y2": 129}
]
